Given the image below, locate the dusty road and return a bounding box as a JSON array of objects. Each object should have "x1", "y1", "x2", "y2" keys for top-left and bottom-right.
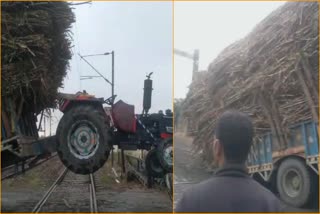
[
  {"x1": 173, "y1": 134, "x2": 318, "y2": 212},
  {"x1": 173, "y1": 134, "x2": 212, "y2": 209}
]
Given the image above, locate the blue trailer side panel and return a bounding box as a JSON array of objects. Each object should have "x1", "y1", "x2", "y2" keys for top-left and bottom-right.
[
  {"x1": 265, "y1": 134, "x2": 272, "y2": 163},
  {"x1": 304, "y1": 122, "x2": 318, "y2": 156},
  {"x1": 247, "y1": 121, "x2": 319, "y2": 168},
  {"x1": 259, "y1": 139, "x2": 266, "y2": 164}
]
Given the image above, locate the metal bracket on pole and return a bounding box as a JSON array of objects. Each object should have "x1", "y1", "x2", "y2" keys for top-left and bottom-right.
[
  {"x1": 174, "y1": 49, "x2": 199, "y2": 80},
  {"x1": 78, "y1": 53, "x2": 113, "y2": 86},
  {"x1": 192, "y1": 49, "x2": 199, "y2": 80},
  {"x1": 78, "y1": 51, "x2": 115, "y2": 105}
]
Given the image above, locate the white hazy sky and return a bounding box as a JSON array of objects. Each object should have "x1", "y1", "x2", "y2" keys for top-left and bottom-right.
[
  {"x1": 174, "y1": 1, "x2": 286, "y2": 99},
  {"x1": 40, "y1": 2, "x2": 172, "y2": 136},
  {"x1": 40, "y1": 1, "x2": 288, "y2": 136}
]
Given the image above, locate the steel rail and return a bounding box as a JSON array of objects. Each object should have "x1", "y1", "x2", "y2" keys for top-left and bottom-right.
[
  {"x1": 89, "y1": 173, "x2": 98, "y2": 213},
  {"x1": 2, "y1": 154, "x2": 57, "y2": 180},
  {"x1": 32, "y1": 167, "x2": 68, "y2": 213}
]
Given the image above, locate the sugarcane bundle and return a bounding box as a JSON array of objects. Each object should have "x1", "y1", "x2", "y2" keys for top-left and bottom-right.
[
  {"x1": 182, "y1": 2, "x2": 318, "y2": 163},
  {"x1": 2, "y1": 2, "x2": 75, "y2": 113}
]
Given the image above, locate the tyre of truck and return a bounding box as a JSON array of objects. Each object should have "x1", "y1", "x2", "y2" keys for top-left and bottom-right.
[{"x1": 247, "y1": 121, "x2": 319, "y2": 208}]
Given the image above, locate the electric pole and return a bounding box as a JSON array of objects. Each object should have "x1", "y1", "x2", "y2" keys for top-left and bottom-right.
[
  {"x1": 174, "y1": 49, "x2": 200, "y2": 135},
  {"x1": 174, "y1": 49, "x2": 199, "y2": 80}
]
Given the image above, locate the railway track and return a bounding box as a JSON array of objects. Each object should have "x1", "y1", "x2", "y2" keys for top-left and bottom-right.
[
  {"x1": 89, "y1": 173, "x2": 98, "y2": 212},
  {"x1": 2, "y1": 153, "x2": 57, "y2": 180},
  {"x1": 32, "y1": 168, "x2": 98, "y2": 213},
  {"x1": 125, "y1": 154, "x2": 150, "y2": 186},
  {"x1": 2, "y1": 153, "x2": 173, "y2": 212}
]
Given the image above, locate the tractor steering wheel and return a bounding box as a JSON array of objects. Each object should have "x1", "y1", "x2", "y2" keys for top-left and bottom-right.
[{"x1": 105, "y1": 95, "x2": 117, "y2": 105}]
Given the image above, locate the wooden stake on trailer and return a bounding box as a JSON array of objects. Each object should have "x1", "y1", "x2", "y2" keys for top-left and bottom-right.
[
  {"x1": 118, "y1": 147, "x2": 121, "y2": 164},
  {"x1": 295, "y1": 60, "x2": 318, "y2": 122},
  {"x1": 2, "y1": 110, "x2": 12, "y2": 138},
  {"x1": 49, "y1": 110, "x2": 52, "y2": 136},
  {"x1": 259, "y1": 92, "x2": 286, "y2": 150},
  {"x1": 121, "y1": 149, "x2": 126, "y2": 174},
  {"x1": 111, "y1": 149, "x2": 114, "y2": 167},
  {"x1": 300, "y1": 53, "x2": 318, "y2": 102},
  {"x1": 271, "y1": 97, "x2": 289, "y2": 149}
]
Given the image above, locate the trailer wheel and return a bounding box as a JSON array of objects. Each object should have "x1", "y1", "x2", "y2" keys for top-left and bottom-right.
[
  {"x1": 277, "y1": 158, "x2": 312, "y2": 207},
  {"x1": 56, "y1": 104, "x2": 111, "y2": 174},
  {"x1": 157, "y1": 138, "x2": 173, "y2": 173},
  {"x1": 145, "y1": 148, "x2": 164, "y2": 178}
]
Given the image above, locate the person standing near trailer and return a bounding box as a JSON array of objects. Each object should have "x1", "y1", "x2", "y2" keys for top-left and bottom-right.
[{"x1": 175, "y1": 111, "x2": 288, "y2": 212}]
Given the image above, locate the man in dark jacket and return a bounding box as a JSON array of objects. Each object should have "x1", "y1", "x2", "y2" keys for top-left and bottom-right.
[{"x1": 175, "y1": 110, "x2": 287, "y2": 212}]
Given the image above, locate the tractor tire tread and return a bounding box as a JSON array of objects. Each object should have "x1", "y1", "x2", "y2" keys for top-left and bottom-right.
[
  {"x1": 56, "y1": 104, "x2": 111, "y2": 174},
  {"x1": 145, "y1": 149, "x2": 164, "y2": 178},
  {"x1": 157, "y1": 138, "x2": 173, "y2": 173}
]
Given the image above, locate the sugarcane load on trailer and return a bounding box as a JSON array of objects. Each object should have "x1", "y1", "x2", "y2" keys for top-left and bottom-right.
[
  {"x1": 56, "y1": 69, "x2": 173, "y2": 177},
  {"x1": 1, "y1": 2, "x2": 75, "y2": 172},
  {"x1": 181, "y1": 2, "x2": 318, "y2": 209}
]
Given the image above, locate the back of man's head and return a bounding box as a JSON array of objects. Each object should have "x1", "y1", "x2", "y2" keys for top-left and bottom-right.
[{"x1": 215, "y1": 110, "x2": 253, "y2": 164}]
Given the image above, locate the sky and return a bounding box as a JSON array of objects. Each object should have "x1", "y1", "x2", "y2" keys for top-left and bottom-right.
[
  {"x1": 39, "y1": 1, "x2": 288, "y2": 136},
  {"x1": 174, "y1": 1, "x2": 286, "y2": 99},
  {"x1": 40, "y1": 2, "x2": 173, "y2": 136}
]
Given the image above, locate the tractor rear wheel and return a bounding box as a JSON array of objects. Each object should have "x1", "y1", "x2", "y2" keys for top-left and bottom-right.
[
  {"x1": 56, "y1": 104, "x2": 112, "y2": 174},
  {"x1": 157, "y1": 138, "x2": 173, "y2": 173}
]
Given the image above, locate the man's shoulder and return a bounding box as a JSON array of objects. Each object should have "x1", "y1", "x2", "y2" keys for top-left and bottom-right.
[
  {"x1": 181, "y1": 174, "x2": 246, "y2": 196},
  {"x1": 175, "y1": 175, "x2": 284, "y2": 212},
  {"x1": 175, "y1": 177, "x2": 221, "y2": 210},
  {"x1": 184, "y1": 176, "x2": 219, "y2": 194}
]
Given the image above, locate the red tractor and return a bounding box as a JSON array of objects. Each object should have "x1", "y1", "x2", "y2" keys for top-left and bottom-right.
[{"x1": 55, "y1": 72, "x2": 173, "y2": 177}]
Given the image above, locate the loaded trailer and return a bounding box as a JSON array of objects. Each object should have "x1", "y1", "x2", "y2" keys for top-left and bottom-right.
[
  {"x1": 179, "y1": 2, "x2": 318, "y2": 209},
  {"x1": 1, "y1": 2, "x2": 75, "y2": 168},
  {"x1": 1, "y1": 107, "x2": 57, "y2": 169},
  {"x1": 247, "y1": 120, "x2": 319, "y2": 208}
]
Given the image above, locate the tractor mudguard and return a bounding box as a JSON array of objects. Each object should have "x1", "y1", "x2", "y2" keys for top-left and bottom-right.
[
  {"x1": 112, "y1": 100, "x2": 136, "y2": 133},
  {"x1": 58, "y1": 92, "x2": 104, "y2": 113}
]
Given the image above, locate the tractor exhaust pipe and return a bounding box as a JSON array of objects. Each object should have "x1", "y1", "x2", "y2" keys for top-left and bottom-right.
[{"x1": 142, "y1": 72, "x2": 153, "y2": 115}]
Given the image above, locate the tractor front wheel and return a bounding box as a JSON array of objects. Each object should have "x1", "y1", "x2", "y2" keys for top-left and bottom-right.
[
  {"x1": 145, "y1": 148, "x2": 164, "y2": 178},
  {"x1": 56, "y1": 104, "x2": 112, "y2": 174},
  {"x1": 157, "y1": 138, "x2": 173, "y2": 173}
]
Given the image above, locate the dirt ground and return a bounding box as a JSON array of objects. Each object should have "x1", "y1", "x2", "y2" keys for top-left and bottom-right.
[
  {"x1": 173, "y1": 134, "x2": 212, "y2": 209},
  {"x1": 173, "y1": 133, "x2": 318, "y2": 212},
  {"x1": 1, "y1": 155, "x2": 172, "y2": 212}
]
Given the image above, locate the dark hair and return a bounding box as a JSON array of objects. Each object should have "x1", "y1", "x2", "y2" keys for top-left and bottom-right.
[{"x1": 215, "y1": 110, "x2": 253, "y2": 163}]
